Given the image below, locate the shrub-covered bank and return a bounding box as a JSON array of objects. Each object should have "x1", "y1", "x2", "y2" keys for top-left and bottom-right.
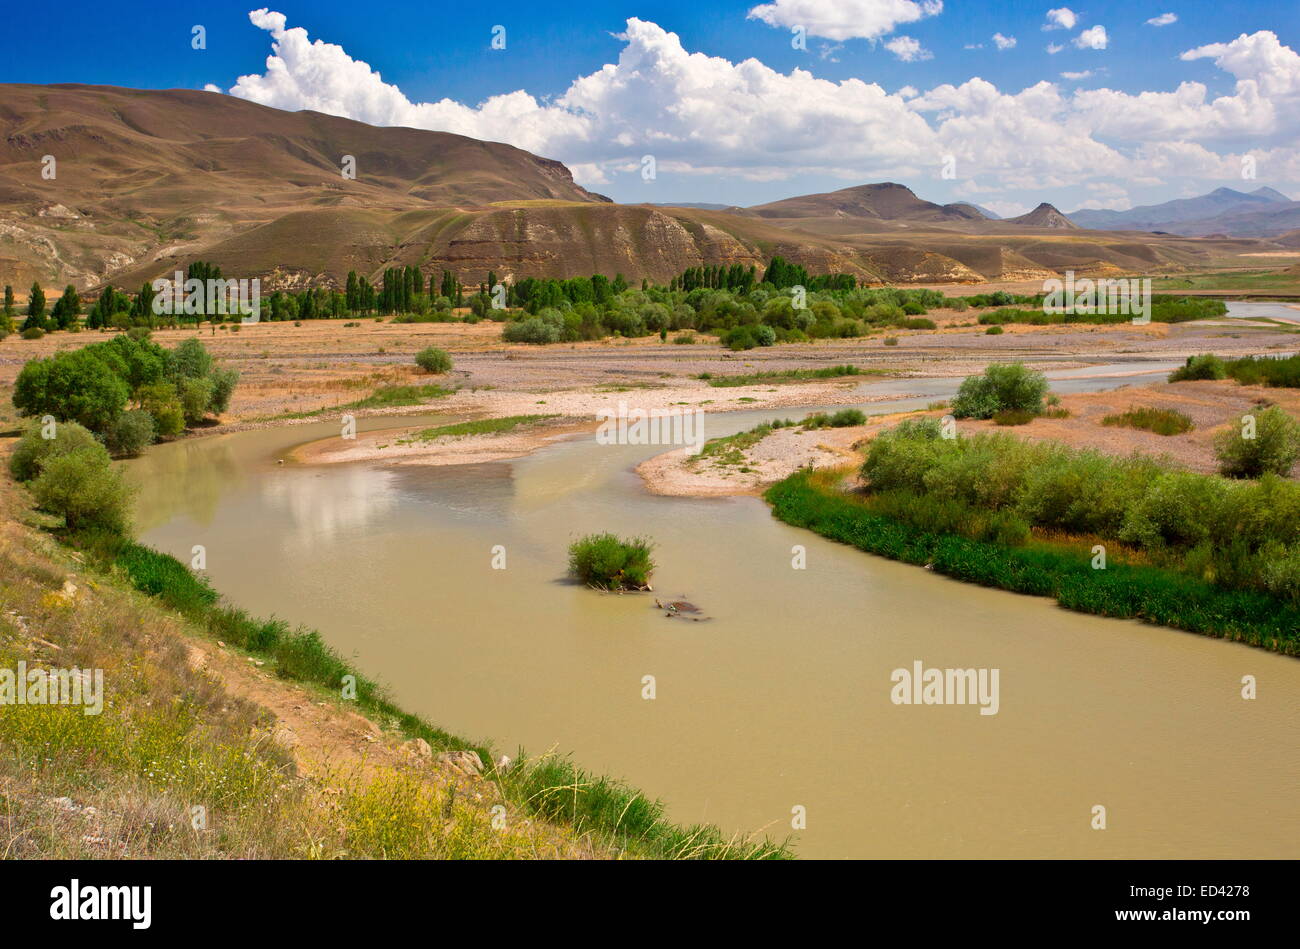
[{"x1": 765, "y1": 470, "x2": 1300, "y2": 656}]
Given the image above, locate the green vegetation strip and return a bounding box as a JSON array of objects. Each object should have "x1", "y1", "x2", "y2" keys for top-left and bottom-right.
[
  {"x1": 340, "y1": 383, "x2": 455, "y2": 410},
  {"x1": 703, "y1": 365, "x2": 880, "y2": 387},
  {"x1": 765, "y1": 472, "x2": 1300, "y2": 655},
  {"x1": 411, "y1": 414, "x2": 556, "y2": 441},
  {"x1": 1101, "y1": 406, "x2": 1194, "y2": 436}
]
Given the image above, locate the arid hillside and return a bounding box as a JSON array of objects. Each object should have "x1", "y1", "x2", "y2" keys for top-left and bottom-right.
[{"x1": 3, "y1": 84, "x2": 1298, "y2": 293}]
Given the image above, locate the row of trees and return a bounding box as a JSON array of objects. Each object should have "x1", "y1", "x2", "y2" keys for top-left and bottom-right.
[{"x1": 2, "y1": 255, "x2": 861, "y2": 337}]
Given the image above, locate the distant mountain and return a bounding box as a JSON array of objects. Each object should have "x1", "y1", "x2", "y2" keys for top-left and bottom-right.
[
  {"x1": 1251, "y1": 186, "x2": 1292, "y2": 203},
  {"x1": 1068, "y1": 187, "x2": 1299, "y2": 236},
  {"x1": 749, "y1": 182, "x2": 984, "y2": 224},
  {"x1": 953, "y1": 202, "x2": 999, "y2": 220},
  {"x1": 1006, "y1": 203, "x2": 1078, "y2": 229},
  {"x1": 643, "y1": 202, "x2": 737, "y2": 211}
]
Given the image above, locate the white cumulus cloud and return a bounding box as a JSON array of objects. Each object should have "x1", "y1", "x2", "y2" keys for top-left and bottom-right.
[
  {"x1": 1147, "y1": 13, "x2": 1177, "y2": 27},
  {"x1": 747, "y1": 0, "x2": 943, "y2": 42},
  {"x1": 1074, "y1": 26, "x2": 1109, "y2": 50},
  {"x1": 885, "y1": 36, "x2": 933, "y2": 61},
  {"x1": 993, "y1": 33, "x2": 1017, "y2": 51},
  {"x1": 1044, "y1": 8, "x2": 1078, "y2": 31}
]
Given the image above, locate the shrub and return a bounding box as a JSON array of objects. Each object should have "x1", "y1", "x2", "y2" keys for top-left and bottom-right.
[
  {"x1": 567, "y1": 533, "x2": 655, "y2": 590},
  {"x1": 829, "y1": 408, "x2": 866, "y2": 427},
  {"x1": 30, "y1": 444, "x2": 133, "y2": 534},
  {"x1": 415, "y1": 347, "x2": 452, "y2": 373},
  {"x1": 503, "y1": 318, "x2": 561, "y2": 344},
  {"x1": 13, "y1": 349, "x2": 130, "y2": 433},
  {"x1": 1224, "y1": 353, "x2": 1300, "y2": 388},
  {"x1": 207, "y1": 367, "x2": 239, "y2": 415},
  {"x1": 21, "y1": 326, "x2": 44, "y2": 339},
  {"x1": 720, "y1": 324, "x2": 776, "y2": 350},
  {"x1": 178, "y1": 376, "x2": 214, "y2": 426},
  {"x1": 1215, "y1": 406, "x2": 1300, "y2": 478},
  {"x1": 169, "y1": 337, "x2": 214, "y2": 380},
  {"x1": 951, "y1": 362, "x2": 1048, "y2": 419},
  {"x1": 1169, "y1": 354, "x2": 1226, "y2": 382},
  {"x1": 985, "y1": 325, "x2": 1004, "y2": 335},
  {"x1": 672, "y1": 333, "x2": 695, "y2": 344},
  {"x1": 137, "y1": 382, "x2": 185, "y2": 438},
  {"x1": 105, "y1": 409, "x2": 157, "y2": 457},
  {"x1": 883, "y1": 336, "x2": 899, "y2": 346},
  {"x1": 8, "y1": 419, "x2": 102, "y2": 482},
  {"x1": 1101, "y1": 406, "x2": 1194, "y2": 436}
]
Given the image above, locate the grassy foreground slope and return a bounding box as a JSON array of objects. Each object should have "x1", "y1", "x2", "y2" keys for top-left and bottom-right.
[{"x1": 0, "y1": 471, "x2": 789, "y2": 859}]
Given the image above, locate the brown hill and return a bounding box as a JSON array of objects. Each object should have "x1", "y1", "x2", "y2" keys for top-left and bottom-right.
[
  {"x1": 750, "y1": 182, "x2": 984, "y2": 224},
  {"x1": 0, "y1": 84, "x2": 1285, "y2": 291},
  {"x1": 1005, "y1": 203, "x2": 1078, "y2": 229}
]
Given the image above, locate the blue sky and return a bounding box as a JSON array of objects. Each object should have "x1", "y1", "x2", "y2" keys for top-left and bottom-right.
[{"x1": 5, "y1": 2, "x2": 1298, "y2": 212}]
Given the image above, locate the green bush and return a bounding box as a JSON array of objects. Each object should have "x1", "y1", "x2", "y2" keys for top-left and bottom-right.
[
  {"x1": 105, "y1": 409, "x2": 157, "y2": 457},
  {"x1": 137, "y1": 382, "x2": 185, "y2": 438},
  {"x1": 1169, "y1": 354, "x2": 1226, "y2": 382},
  {"x1": 207, "y1": 367, "x2": 239, "y2": 415},
  {"x1": 21, "y1": 326, "x2": 44, "y2": 340},
  {"x1": 30, "y1": 444, "x2": 133, "y2": 534},
  {"x1": 985, "y1": 325, "x2": 1003, "y2": 335},
  {"x1": 720, "y1": 325, "x2": 776, "y2": 350},
  {"x1": 1223, "y1": 353, "x2": 1300, "y2": 388},
  {"x1": 8, "y1": 419, "x2": 102, "y2": 482},
  {"x1": 169, "y1": 337, "x2": 214, "y2": 380},
  {"x1": 178, "y1": 376, "x2": 214, "y2": 426},
  {"x1": 951, "y1": 362, "x2": 1048, "y2": 419},
  {"x1": 503, "y1": 317, "x2": 561, "y2": 344},
  {"x1": 567, "y1": 533, "x2": 655, "y2": 590},
  {"x1": 13, "y1": 349, "x2": 130, "y2": 433},
  {"x1": 1215, "y1": 406, "x2": 1300, "y2": 478},
  {"x1": 415, "y1": 347, "x2": 452, "y2": 373}
]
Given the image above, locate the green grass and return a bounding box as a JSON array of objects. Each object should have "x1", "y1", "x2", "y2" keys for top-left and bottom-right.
[
  {"x1": 694, "y1": 420, "x2": 795, "y2": 466},
  {"x1": 341, "y1": 384, "x2": 455, "y2": 410},
  {"x1": 409, "y1": 414, "x2": 556, "y2": 441},
  {"x1": 703, "y1": 365, "x2": 882, "y2": 387},
  {"x1": 1101, "y1": 406, "x2": 1194, "y2": 436},
  {"x1": 765, "y1": 471, "x2": 1300, "y2": 655}
]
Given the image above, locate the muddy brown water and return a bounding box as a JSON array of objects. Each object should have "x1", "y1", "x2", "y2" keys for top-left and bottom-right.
[{"x1": 128, "y1": 374, "x2": 1300, "y2": 858}]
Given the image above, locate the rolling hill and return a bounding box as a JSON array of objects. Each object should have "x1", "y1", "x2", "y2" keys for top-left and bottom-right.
[{"x1": 0, "y1": 84, "x2": 1291, "y2": 292}]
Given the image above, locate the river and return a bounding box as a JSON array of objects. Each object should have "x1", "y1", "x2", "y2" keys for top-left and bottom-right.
[{"x1": 127, "y1": 367, "x2": 1300, "y2": 858}]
